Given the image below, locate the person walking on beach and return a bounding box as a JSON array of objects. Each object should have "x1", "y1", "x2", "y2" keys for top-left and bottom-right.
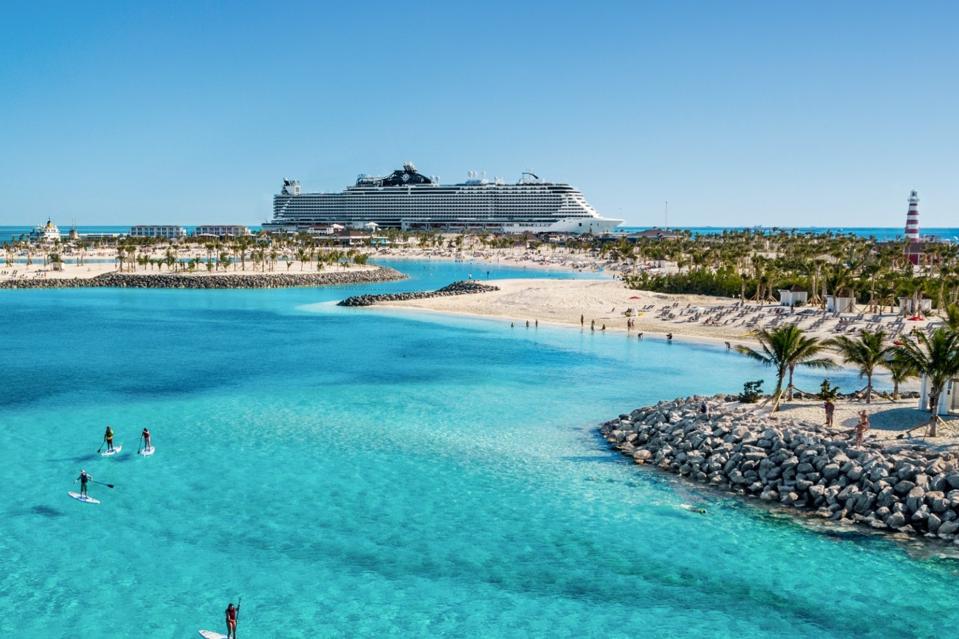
[
  {"x1": 855, "y1": 410, "x2": 870, "y2": 447},
  {"x1": 103, "y1": 425, "x2": 115, "y2": 453},
  {"x1": 590, "y1": 319, "x2": 595, "y2": 332},
  {"x1": 76, "y1": 469, "x2": 91, "y2": 498},
  {"x1": 225, "y1": 602, "x2": 240, "y2": 639},
  {"x1": 823, "y1": 399, "x2": 835, "y2": 427},
  {"x1": 580, "y1": 314, "x2": 584, "y2": 327}
]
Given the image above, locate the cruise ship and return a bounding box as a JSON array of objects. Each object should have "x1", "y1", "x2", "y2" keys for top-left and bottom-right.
[{"x1": 264, "y1": 162, "x2": 621, "y2": 235}]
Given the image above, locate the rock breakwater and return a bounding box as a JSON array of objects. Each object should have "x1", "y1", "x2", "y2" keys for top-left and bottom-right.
[
  {"x1": 601, "y1": 396, "x2": 959, "y2": 543},
  {"x1": 337, "y1": 280, "x2": 498, "y2": 307},
  {"x1": 0, "y1": 268, "x2": 406, "y2": 289}
]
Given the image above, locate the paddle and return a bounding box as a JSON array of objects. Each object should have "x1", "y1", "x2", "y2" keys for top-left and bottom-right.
[
  {"x1": 90, "y1": 479, "x2": 116, "y2": 489},
  {"x1": 137, "y1": 432, "x2": 142, "y2": 455}
]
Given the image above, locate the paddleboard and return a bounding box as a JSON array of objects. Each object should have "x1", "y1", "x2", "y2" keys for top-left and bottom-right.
[
  {"x1": 100, "y1": 444, "x2": 123, "y2": 457},
  {"x1": 68, "y1": 491, "x2": 100, "y2": 505},
  {"x1": 198, "y1": 630, "x2": 228, "y2": 639},
  {"x1": 138, "y1": 446, "x2": 155, "y2": 457}
]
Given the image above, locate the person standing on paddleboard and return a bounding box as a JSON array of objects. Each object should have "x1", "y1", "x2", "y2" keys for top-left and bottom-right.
[
  {"x1": 76, "y1": 470, "x2": 91, "y2": 497},
  {"x1": 103, "y1": 425, "x2": 115, "y2": 453},
  {"x1": 225, "y1": 602, "x2": 239, "y2": 639},
  {"x1": 141, "y1": 427, "x2": 152, "y2": 451}
]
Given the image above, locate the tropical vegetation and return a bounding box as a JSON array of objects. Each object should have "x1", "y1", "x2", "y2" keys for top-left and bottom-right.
[
  {"x1": 828, "y1": 330, "x2": 892, "y2": 403},
  {"x1": 734, "y1": 320, "x2": 959, "y2": 436},
  {"x1": 734, "y1": 325, "x2": 836, "y2": 411}
]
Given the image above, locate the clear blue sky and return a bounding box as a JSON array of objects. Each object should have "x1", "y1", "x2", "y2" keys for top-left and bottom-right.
[{"x1": 1, "y1": 1, "x2": 956, "y2": 227}]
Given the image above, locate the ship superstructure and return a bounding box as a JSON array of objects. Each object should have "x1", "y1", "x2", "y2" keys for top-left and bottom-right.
[{"x1": 265, "y1": 162, "x2": 621, "y2": 234}]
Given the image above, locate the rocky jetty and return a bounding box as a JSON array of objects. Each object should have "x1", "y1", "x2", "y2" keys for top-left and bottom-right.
[
  {"x1": 337, "y1": 280, "x2": 498, "y2": 307},
  {"x1": 601, "y1": 396, "x2": 959, "y2": 543},
  {"x1": 0, "y1": 267, "x2": 406, "y2": 289}
]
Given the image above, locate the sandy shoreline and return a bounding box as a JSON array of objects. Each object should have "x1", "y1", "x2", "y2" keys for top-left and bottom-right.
[{"x1": 374, "y1": 277, "x2": 949, "y2": 349}]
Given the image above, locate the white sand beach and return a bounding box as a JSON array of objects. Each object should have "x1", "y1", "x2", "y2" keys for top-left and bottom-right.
[
  {"x1": 379, "y1": 277, "x2": 946, "y2": 346},
  {"x1": 773, "y1": 398, "x2": 959, "y2": 443}
]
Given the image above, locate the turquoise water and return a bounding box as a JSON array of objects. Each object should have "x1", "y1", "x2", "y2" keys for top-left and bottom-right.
[{"x1": 1, "y1": 260, "x2": 957, "y2": 638}]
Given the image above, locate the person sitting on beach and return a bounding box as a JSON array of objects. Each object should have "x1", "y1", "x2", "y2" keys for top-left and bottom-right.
[
  {"x1": 699, "y1": 401, "x2": 710, "y2": 418},
  {"x1": 855, "y1": 410, "x2": 870, "y2": 446},
  {"x1": 666, "y1": 332, "x2": 673, "y2": 341},
  {"x1": 76, "y1": 469, "x2": 91, "y2": 497},
  {"x1": 823, "y1": 400, "x2": 835, "y2": 427},
  {"x1": 103, "y1": 425, "x2": 115, "y2": 452},
  {"x1": 225, "y1": 602, "x2": 240, "y2": 639},
  {"x1": 141, "y1": 427, "x2": 152, "y2": 451}
]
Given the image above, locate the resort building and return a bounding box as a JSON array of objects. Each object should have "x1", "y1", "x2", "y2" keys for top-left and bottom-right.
[
  {"x1": 629, "y1": 228, "x2": 685, "y2": 241},
  {"x1": 194, "y1": 225, "x2": 251, "y2": 238},
  {"x1": 129, "y1": 225, "x2": 187, "y2": 240}
]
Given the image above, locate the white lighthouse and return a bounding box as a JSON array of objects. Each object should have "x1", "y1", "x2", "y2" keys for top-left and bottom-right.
[{"x1": 904, "y1": 190, "x2": 920, "y2": 240}]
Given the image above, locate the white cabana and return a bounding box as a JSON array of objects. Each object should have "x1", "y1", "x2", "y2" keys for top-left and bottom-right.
[
  {"x1": 779, "y1": 289, "x2": 808, "y2": 307},
  {"x1": 825, "y1": 296, "x2": 855, "y2": 313},
  {"x1": 899, "y1": 297, "x2": 933, "y2": 315},
  {"x1": 918, "y1": 375, "x2": 959, "y2": 416}
]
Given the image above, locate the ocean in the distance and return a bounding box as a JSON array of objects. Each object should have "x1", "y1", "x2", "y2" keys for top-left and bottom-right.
[
  {"x1": 2, "y1": 225, "x2": 958, "y2": 244},
  {"x1": 1, "y1": 259, "x2": 958, "y2": 637}
]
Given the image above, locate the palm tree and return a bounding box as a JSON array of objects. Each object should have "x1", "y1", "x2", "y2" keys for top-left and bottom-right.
[
  {"x1": 829, "y1": 329, "x2": 892, "y2": 403},
  {"x1": 895, "y1": 328, "x2": 959, "y2": 436},
  {"x1": 883, "y1": 352, "x2": 919, "y2": 401},
  {"x1": 944, "y1": 303, "x2": 959, "y2": 332},
  {"x1": 735, "y1": 325, "x2": 835, "y2": 410}
]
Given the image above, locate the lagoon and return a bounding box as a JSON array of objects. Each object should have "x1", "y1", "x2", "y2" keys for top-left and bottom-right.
[{"x1": 0, "y1": 260, "x2": 957, "y2": 638}]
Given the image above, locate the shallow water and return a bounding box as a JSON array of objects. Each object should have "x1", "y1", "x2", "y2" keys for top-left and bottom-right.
[{"x1": 0, "y1": 260, "x2": 956, "y2": 638}]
